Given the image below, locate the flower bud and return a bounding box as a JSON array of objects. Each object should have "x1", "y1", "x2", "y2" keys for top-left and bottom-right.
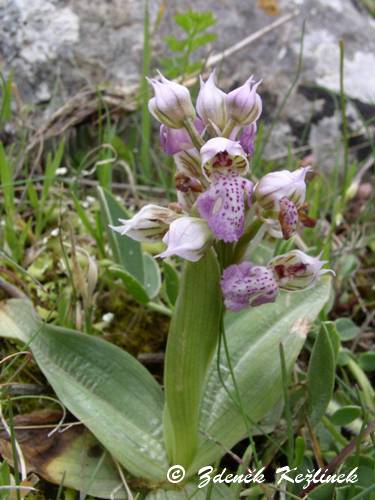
[
  {"x1": 227, "y1": 76, "x2": 262, "y2": 126},
  {"x1": 160, "y1": 119, "x2": 204, "y2": 155},
  {"x1": 157, "y1": 217, "x2": 214, "y2": 262},
  {"x1": 200, "y1": 137, "x2": 249, "y2": 178},
  {"x1": 221, "y1": 262, "x2": 278, "y2": 311},
  {"x1": 196, "y1": 71, "x2": 227, "y2": 131},
  {"x1": 147, "y1": 72, "x2": 196, "y2": 128},
  {"x1": 270, "y1": 250, "x2": 334, "y2": 291},
  {"x1": 110, "y1": 204, "x2": 178, "y2": 242},
  {"x1": 254, "y1": 167, "x2": 311, "y2": 211}
]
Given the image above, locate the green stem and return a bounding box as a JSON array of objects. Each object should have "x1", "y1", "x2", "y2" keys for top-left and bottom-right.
[
  {"x1": 217, "y1": 316, "x2": 260, "y2": 467},
  {"x1": 322, "y1": 415, "x2": 348, "y2": 447},
  {"x1": 183, "y1": 117, "x2": 204, "y2": 150},
  {"x1": 339, "y1": 40, "x2": 350, "y2": 193},
  {"x1": 347, "y1": 359, "x2": 375, "y2": 412},
  {"x1": 233, "y1": 219, "x2": 263, "y2": 263},
  {"x1": 221, "y1": 118, "x2": 237, "y2": 138},
  {"x1": 163, "y1": 250, "x2": 222, "y2": 468}
]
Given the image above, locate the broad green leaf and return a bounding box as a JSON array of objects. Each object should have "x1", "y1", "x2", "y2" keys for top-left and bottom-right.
[
  {"x1": 0, "y1": 299, "x2": 168, "y2": 482},
  {"x1": 358, "y1": 352, "x2": 375, "y2": 372},
  {"x1": 162, "y1": 261, "x2": 179, "y2": 306},
  {"x1": 143, "y1": 253, "x2": 161, "y2": 299},
  {"x1": 331, "y1": 406, "x2": 362, "y2": 426},
  {"x1": 97, "y1": 187, "x2": 144, "y2": 283},
  {"x1": 110, "y1": 265, "x2": 149, "y2": 304},
  {"x1": 190, "y1": 279, "x2": 331, "y2": 473},
  {"x1": 164, "y1": 249, "x2": 222, "y2": 468},
  {"x1": 334, "y1": 318, "x2": 360, "y2": 341},
  {"x1": 307, "y1": 323, "x2": 336, "y2": 426}
]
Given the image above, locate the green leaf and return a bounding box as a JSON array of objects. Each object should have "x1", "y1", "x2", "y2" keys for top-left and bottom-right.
[
  {"x1": 358, "y1": 352, "x2": 375, "y2": 372},
  {"x1": 164, "y1": 35, "x2": 186, "y2": 52},
  {"x1": 191, "y1": 33, "x2": 217, "y2": 50},
  {"x1": 109, "y1": 265, "x2": 149, "y2": 304},
  {"x1": 163, "y1": 261, "x2": 180, "y2": 306},
  {"x1": 97, "y1": 187, "x2": 144, "y2": 283},
  {"x1": 323, "y1": 321, "x2": 341, "y2": 361},
  {"x1": 334, "y1": 318, "x2": 360, "y2": 341},
  {"x1": 143, "y1": 253, "x2": 161, "y2": 299},
  {"x1": 163, "y1": 249, "x2": 222, "y2": 468},
  {"x1": 190, "y1": 279, "x2": 331, "y2": 473},
  {"x1": 0, "y1": 299, "x2": 168, "y2": 482},
  {"x1": 307, "y1": 323, "x2": 336, "y2": 426},
  {"x1": 330, "y1": 405, "x2": 362, "y2": 426}
]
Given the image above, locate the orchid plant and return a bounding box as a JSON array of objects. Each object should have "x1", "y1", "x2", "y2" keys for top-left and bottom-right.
[
  {"x1": 109, "y1": 71, "x2": 332, "y2": 478},
  {"x1": 0, "y1": 69, "x2": 334, "y2": 498}
]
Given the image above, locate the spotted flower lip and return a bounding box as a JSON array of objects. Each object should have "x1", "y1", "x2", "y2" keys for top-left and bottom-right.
[
  {"x1": 221, "y1": 261, "x2": 278, "y2": 311},
  {"x1": 197, "y1": 173, "x2": 253, "y2": 243},
  {"x1": 254, "y1": 167, "x2": 311, "y2": 211},
  {"x1": 156, "y1": 216, "x2": 214, "y2": 262},
  {"x1": 160, "y1": 119, "x2": 204, "y2": 155},
  {"x1": 200, "y1": 137, "x2": 249, "y2": 178},
  {"x1": 270, "y1": 250, "x2": 334, "y2": 291},
  {"x1": 196, "y1": 70, "x2": 227, "y2": 131},
  {"x1": 226, "y1": 76, "x2": 262, "y2": 126},
  {"x1": 147, "y1": 72, "x2": 196, "y2": 128},
  {"x1": 109, "y1": 204, "x2": 178, "y2": 242}
]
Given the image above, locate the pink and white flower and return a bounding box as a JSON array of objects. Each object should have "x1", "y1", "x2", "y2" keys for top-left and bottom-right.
[
  {"x1": 197, "y1": 173, "x2": 253, "y2": 243},
  {"x1": 157, "y1": 216, "x2": 214, "y2": 262},
  {"x1": 109, "y1": 204, "x2": 178, "y2": 242},
  {"x1": 221, "y1": 262, "x2": 278, "y2": 311},
  {"x1": 254, "y1": 167, "x2": 312, "y2": 239},
  {"x1": 270, "y1": 250, "x2": 334, "y2": 291},
  {"x1": 200, "y1": 137, "x2": 249, "y2": 178}
]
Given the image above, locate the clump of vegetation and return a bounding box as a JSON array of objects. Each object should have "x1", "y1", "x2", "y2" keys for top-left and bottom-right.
[{"x1": 0, "y1": 7, "x2": 374, "y2": 500}]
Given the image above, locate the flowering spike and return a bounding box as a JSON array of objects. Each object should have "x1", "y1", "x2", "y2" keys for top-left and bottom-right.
[
  {"x1": 157, "y1": 217, "x2": 214, "y2": 262},
  {"x1": 227, "y1": 77, "x2": 262, "y2": 126},
  {"x1": 270, "y1": 250, "x2": 334, "y2": 291},
  {"x1": 147, "y1": 73, "x2": 195, "y2": 128},
  {"x1": 196, "y1": 71, "x2": 227, "y2": 131},
  {"x1": 196, "y1": 173, "x2": 253, "y2": 243},
  {"x1": 200, "y1": 137, "x2": 249, "y2": 179},
  {"x1": 221, "y1": 262, "x2": 278, "y2": 311},
  {"x1": 110, "y1": 204, "x2": 178, "y2": 242}
]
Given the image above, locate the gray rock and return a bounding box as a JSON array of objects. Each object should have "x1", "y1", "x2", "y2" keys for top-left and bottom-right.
[{"x1": 0, "y1": 0, "x2": 374, "y2": 161}]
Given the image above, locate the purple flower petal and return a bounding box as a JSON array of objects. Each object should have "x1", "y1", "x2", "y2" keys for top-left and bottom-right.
[
  {"x1": 239, "y1": 123, "x2": 257, "y2": 156},
  {"x1": 196, "y1": 173, "x2": 253, "y2": 243},
  {"x1": 221, "y1": 262, "x2": 278, "y2": 311},
  {"x1": 160, "y1": 119, "x2": 204, "y2": 155}
]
